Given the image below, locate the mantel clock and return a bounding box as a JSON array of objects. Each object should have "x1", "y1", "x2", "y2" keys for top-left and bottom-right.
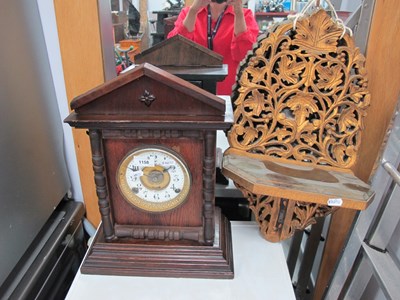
[{"x1": 65, "y1": 63, "x2": 233, "y2": 278}]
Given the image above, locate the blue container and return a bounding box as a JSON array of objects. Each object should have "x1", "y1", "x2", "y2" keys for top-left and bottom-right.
[{"x1": 283, "y1": 0, "x2": 291, "y2": 11}]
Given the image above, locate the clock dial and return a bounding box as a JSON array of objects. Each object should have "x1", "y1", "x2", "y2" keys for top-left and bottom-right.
[{"x1": 117, "y1": 147, "x2": 191, "y2": 212}]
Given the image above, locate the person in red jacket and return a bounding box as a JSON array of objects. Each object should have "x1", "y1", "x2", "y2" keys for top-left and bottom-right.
[{"x1": 167, "y1": 0, "x2": 259, "y2": 95}]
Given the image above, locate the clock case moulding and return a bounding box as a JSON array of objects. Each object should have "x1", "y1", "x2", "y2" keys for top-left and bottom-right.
[{"x1": 65, "y1": 63, "x2": 234, "y2": 279}]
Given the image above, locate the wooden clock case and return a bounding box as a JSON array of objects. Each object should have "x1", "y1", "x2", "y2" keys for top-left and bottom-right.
[
  {"x1": 134, "y1": 35, "x2": 228, "y2": 94},
  {"x1": 65, "y1": 63, "x2": 234, "y2": 279}
]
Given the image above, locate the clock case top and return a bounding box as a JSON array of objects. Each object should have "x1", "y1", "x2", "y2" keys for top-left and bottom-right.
[
  {"x1": 64, "y1": 63, "x2": 234, "y2": 278},
  {"x1": 66, "y1": 63, "x2": 229, "y2": 130},
  {"x1": 134, "y1": 35, "x2": 228, "y2": 94},
  {"x1": 135, "y1": 34, "x2": 223, "y2": 67}
]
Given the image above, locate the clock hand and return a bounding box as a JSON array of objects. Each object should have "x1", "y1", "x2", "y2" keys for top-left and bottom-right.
[
  {"x1": 128, "y1": 166, "x2": 140, "y2": 172},
  {"x1": 162, "y1": 166, "x2": 174, "y2": 172}
]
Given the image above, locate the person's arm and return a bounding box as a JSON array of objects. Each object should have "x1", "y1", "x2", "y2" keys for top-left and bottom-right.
[
  {"x1": 167, "y1": 8, "x2": 193, "y2": 39},
  {"x1": 182, "y1": 6, "x2": 200, "y2": 32},
  {"x1": 230, "y1": 8, "x2": 259, "y2": 62},
  {"x1": 230, "y1": 0, "x2": 247, "y2": 35}
]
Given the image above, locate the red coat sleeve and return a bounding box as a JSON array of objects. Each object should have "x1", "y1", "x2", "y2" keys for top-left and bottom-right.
[
  {"x1": 167, "y1": 7, "x2": 195, "y2": 40},
  {"x1": 231, "y1": 9, "x2": 259, "y2": 62}
]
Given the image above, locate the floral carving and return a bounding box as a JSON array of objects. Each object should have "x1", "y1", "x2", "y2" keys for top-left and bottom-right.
[
  {"x1": 229, "y1": 9, "x2": 370, "y2": 169},
  {"x1": 239, "y1": 186, "x2": 336, "y2": 241},
  {"x1": 226, "y1": 10, "x2": 370, "y2": 242},
  {"x1": 293, "y1": 9, "x2": 342, "y2": 54},
  {"x1": 139, "y1": 90, "x2": 156, "y2": 107}
]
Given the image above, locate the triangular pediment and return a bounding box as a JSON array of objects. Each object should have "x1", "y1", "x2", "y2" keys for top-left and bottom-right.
[
  {"x1": 65, "y1": 63, "x2": 228, "y2": 129},
  {"x1": 134, "y1": 35, "x2": 223, "y2": 67}
]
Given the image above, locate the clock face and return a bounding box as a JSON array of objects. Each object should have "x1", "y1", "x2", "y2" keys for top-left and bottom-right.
[{"x1": 117, "y1": 146, "x2": 191, "y2": 212}]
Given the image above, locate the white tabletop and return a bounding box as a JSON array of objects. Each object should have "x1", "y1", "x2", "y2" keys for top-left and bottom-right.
[{"x1": 66, "y1": 222, "x2": 295, "y2": 300}]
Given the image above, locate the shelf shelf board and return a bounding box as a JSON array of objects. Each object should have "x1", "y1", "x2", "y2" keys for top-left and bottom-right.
[{"x1": 255, "y1": 11, "x2": 291, "y2": 17}]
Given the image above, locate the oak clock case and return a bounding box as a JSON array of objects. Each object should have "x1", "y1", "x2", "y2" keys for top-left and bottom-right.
[{"x1": 64, "y1": 63, "x2": 234, "y2": 279}]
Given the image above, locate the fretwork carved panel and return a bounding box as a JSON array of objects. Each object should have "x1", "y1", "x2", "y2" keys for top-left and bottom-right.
[
  {"x1": 223, "y1": 9, "x2": 373, "y2": 242},
  {"x1": 238, "y1": 185, "x2": 337, "y2": 242},
  {"x1": 229, "y1": 9, "x2": 370, "y2": 169}
]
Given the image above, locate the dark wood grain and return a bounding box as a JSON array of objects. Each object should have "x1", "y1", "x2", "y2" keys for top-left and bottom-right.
[
  {"x1": 64, "y1": 60, "x2": 233, "y2": 278},
  {"x1": 81, "y1": 208, "x2": 234, "y2": 279},
  {"x1": 88, "y1": 129, "x2": 115, "y2": 241},
  {"x1": 134, "y1": 35, "x2": 227, "y2": 94},
  {"x1": 68, "y1": 63, "x2": 225, "y2": 112},
  {"x1": 104, "y1": 136, "x2": 204, "y2": 228},
  {"x1": 135, "y1": 35, "x2": 223, "y2": 67}
]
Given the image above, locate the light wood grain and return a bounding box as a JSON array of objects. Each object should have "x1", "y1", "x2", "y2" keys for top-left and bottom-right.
[
  {"x1": 352, "y1": 1, "x2": 400, "y2": 182},
  {"x1": 139, "y1": 0, "x2": 149, "y2": 50},
  {"x1": 229, "y1": 10, "x2": 370, "y2": 170},
  {"x1": 223, "y1": 10, "x2": 373, "y2": 242},
  {"x1": 314, "y1": 0, "x2": 400, "y2": 298},
  {"x1": 223, "y1": 152, "x2": 373, "y2": 210},
  {"x1": 55, "y1": 0, "x2": 106, "y2": 226}
]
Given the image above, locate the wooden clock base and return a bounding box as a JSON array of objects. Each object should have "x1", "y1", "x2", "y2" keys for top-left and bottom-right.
[{"x1": 81, "y1": 208, "x2": 234, "y2": 279}]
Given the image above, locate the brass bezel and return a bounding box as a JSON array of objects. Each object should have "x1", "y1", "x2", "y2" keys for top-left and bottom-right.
[{"x1": 117, "y1": 146, "x2": 191, "y2": 213}]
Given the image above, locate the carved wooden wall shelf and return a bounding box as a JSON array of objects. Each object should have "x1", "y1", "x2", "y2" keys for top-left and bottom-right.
[{"x1": 223, "y1": 9, "x2": 375, "y2": 242}]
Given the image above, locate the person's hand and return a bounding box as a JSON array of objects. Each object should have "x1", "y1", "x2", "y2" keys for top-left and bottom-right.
[
  {"x1": 185, "y1": 0, "x2": 212, "y2": 32},
  {"x1": 190, "y1": 0, "x2": 212, "y2": 13},
  {"x1": 226, "y1": 0, "x2": 244, "y2": 15}
]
